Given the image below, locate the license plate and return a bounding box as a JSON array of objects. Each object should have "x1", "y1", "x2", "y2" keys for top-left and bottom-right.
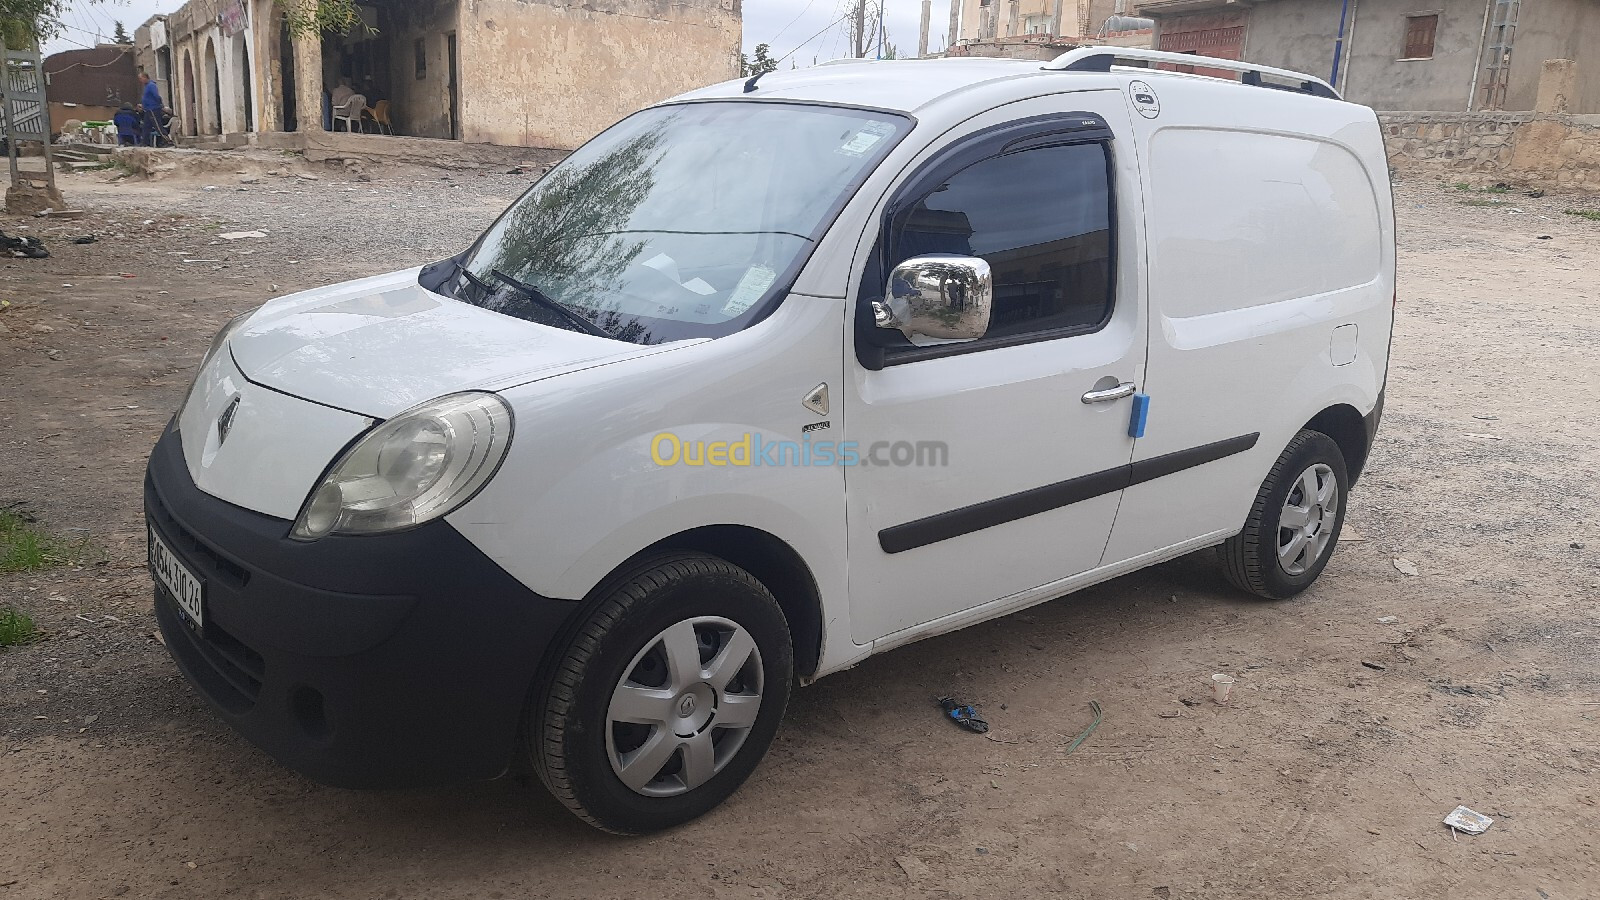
[{"x1": 149, "y1": 527, "x2": 205, "y2": 628}]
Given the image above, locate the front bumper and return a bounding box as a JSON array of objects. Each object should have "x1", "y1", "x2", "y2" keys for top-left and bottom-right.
[{"x1": 145, "y1": 424, "x2": 579, "y2": 788}]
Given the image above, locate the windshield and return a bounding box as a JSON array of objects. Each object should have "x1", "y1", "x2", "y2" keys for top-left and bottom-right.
[{"x1": 451, "y1": 101, "x2": 909, "y2": 344}]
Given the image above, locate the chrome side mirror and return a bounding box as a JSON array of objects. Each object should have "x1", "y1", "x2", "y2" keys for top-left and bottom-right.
[{"x1": 875, "y1": 255, "x2": 992, "y2": 343}]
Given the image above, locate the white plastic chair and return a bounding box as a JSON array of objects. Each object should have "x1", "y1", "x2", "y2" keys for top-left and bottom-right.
[{"x1": 333, "y1": 93, "x2": 367, "y2": 133}]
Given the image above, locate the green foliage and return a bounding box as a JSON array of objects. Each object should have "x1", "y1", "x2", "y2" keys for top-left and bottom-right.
[
  {"x1": 112, "y1": 19, "x2": 129, "y2": 44},
  {"x1": 0, "y1": 0, "x2": 69, "y2": 48},
  {"x1": 0, "y1": 608, "x2": 37, "y2": 648},
  {"x1": 1, "y1": 509, "x2": 78, "y2": 573},
  {"x1": 279, "y1": 0, "x2": 373, "y2": 39},
  {"x1": 1563, "y1": 208, "x2": 1600, "y2": 221},
  {"x1": 740, "y1": 43, "x2": 777, "y2": 78},
  {"x1": 1457, "y1": 198, "x2": 1508, "y2": 207}
]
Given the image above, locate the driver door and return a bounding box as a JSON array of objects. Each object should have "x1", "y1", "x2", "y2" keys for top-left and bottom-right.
[{"x1": 843, "y1": 92, "x2": 1147, "y2": 644}]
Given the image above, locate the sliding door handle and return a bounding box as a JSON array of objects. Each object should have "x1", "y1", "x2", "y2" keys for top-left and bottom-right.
[{"x1": 1082, "y1": 382, "x2": 1137, "y2": 404}]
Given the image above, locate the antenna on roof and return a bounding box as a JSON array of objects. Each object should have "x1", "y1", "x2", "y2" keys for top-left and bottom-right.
[{"x1": 743, "y1": 71, "x2": 768, "y2": 93}]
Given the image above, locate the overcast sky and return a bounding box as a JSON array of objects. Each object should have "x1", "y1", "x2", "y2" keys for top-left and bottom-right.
[{"x1": 41, "y1": 0, "x2": 949, "y2": 66}]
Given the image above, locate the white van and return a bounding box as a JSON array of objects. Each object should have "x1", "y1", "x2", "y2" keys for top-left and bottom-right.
[{"x1": 146, "y1": 48, "x2": 1394, "y2": 833}]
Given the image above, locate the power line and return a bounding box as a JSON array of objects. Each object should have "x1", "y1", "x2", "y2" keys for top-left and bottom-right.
[
  {"x1": 776, "y1": 9, "x2": 856, "y2": 65},
  {"x1": 768, "y1": 0, "x2": 824, "y2": 46}
]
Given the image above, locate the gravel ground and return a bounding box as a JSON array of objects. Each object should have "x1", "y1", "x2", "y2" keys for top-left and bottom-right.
[
  {"x1": 32, "y1": 167, "x2": 532, "y2": 278},
  {"x1": 0, "y1": 164, "x2": 1598, "y2": 899}
]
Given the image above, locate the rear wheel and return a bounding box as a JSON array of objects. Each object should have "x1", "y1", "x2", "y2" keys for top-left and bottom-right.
[
  {"x1": 1219, "y1": 430, "x2": 1348, "y2": 599},
  {"x1": 532, "y1": 552, "x2": 792, "y2": 834}
]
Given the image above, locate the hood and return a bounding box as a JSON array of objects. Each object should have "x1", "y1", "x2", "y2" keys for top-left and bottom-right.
[{"x1": 229, "y1": 269, "x2": 687, "y2": 418}]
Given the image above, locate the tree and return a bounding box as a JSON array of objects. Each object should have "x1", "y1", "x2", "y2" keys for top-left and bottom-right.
[
  {"x1": 0, "y1": 0, "x2": 103, "y2": 49},
  {"x1": 279, "y1": 0, "x2": 373, "y2": 38},
  {"x1": 844, "y1": 0, "x2": 887, "y2": 58},
  {"x1": 112, "y1": 20, "x2": 129, "y2": 44},
  {"x1": 739, "y1": 43, "x2": 777, "y2": 78}
]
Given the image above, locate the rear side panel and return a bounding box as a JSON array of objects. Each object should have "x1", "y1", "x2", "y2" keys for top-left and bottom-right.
[{"x1": 1102, "y1": 78, "x2": 1395, "y2": 564}]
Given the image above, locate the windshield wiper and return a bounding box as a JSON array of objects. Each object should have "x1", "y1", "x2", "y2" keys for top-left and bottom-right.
[{"x1": 485, "y1": 268, "x2": 614, "y2": 340}]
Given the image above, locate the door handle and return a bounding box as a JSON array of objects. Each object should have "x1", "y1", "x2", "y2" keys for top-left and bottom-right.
[{"x1": 1081, "y1": 382, "x2": 1137, "y2": 404}]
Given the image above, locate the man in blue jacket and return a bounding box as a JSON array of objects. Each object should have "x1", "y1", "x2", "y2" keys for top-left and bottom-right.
[{"x1": 139, "y1": 72, "x2": 165, "y2": 146}]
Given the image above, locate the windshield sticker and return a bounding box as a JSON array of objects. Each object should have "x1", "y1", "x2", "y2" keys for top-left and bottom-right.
[
  {"x1": 642, "y1": 252, "x2": 683, "y2": 281},
  {"x1": 837, "y1": 121, "x2": 896, "y2": 158},
  {"x1": 724, "y1": 265, "x2": 778, "y2": 316},
  {"x1": 644, "y1": 254, "x2": 717, "y2": 296}
]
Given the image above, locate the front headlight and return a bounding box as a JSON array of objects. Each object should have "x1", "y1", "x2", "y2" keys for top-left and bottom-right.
[
  {"x1": 180, "y1": 310, "x2": 256, "y2": 416},
  {"x1": 291, "y1": 392, "x2": 514, "y2": 541}
]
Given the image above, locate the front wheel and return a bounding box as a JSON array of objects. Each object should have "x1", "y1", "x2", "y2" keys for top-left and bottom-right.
[
  {"x1": 1219, "y1": 429, "x2": 1349, "y2": 599},
  {"x1": 531, "y1": 552, "x2": 793, "y2": 834}
]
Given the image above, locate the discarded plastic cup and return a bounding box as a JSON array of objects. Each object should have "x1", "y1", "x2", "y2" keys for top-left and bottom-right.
[{"x1": 1211, "y1": 673, "x2": 1236, "y2": 705}]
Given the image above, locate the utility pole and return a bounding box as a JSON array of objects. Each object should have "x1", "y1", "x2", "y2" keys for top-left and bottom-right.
[
  {"x1": 877, "y1": 0, "x2": 886, "y2": 57},
  {"x1": 919, "y1": 0, "x2": 931, "y2": 56},
  {"x1": 853, "y1": 0, "x2": 866, "y2": 57}
]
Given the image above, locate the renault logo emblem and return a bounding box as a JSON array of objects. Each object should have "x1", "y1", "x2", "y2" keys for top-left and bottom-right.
[{"x1": 216, "y1": 396, "x2": 241, "y2": 446}]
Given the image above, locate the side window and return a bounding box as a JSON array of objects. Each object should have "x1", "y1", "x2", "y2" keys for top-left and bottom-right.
[{"x1": 888, "y1": 142, "x2": 1114, "y2": 344}]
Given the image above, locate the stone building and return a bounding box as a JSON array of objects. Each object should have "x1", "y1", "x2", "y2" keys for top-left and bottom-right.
[
  {"x1": 133, "y1": 0, "x2": 741, "y2": 151},
  {"x1": 946, "y1": 0, "x2": 1151, "y2": 59},
  {"x1": 1134, "y1": 0, "x2": 1600, "y2": 113}
]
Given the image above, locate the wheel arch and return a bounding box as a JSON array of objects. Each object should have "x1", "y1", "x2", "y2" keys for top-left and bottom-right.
[
  {"x1": 624, "y1": 525, "x2": 825, "y2": 679},
  {"x1": 1303, "y1": 403, "x2": 1370, "y2": 485}
]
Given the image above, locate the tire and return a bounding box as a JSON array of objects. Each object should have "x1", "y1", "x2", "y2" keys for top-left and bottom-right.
[
  {"x1": 1219, "y1": 429, "x2": 1349, "y2": 600},
  {"x1": 532, "y1": 551, "x2": 793, "y2": 834}
]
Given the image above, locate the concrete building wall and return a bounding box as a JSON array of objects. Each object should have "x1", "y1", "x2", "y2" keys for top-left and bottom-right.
[
  {"x1": 1238, "y1": 0, "x2": 1485, "y2": 110},
  {"x1": 1141, "y1": 0, "x2": 1598, "y2": 114},
  {"x1": 1498, "y1": 1, "x2": 1600, "y2": 114},
  {"x1": 456, "y1": 0, "x2": 741, "y2": 150},
  {"x1": 156, "y1": 1, "x2": 281, "y2": 138},
  {"x1": 138, "y1": 0, "x2": 739, "y2": 150}
]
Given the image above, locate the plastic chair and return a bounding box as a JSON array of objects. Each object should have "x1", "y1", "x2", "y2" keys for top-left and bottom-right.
[
  {"x1": 366, "y1": 99, "x2": 393, "y2": 135},
  {"x1": 333, "y1": 93, "x2": 367, "y2": 133}
]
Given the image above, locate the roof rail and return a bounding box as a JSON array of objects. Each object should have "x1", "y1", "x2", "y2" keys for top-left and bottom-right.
[{"x1": 1042, "y1": 46, "x2": 1341, "y2": 100}]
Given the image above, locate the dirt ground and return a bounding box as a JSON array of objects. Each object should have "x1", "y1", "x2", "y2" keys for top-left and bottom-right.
[{"x1": 2, "y1": 164, "x2": 1598, "y2": 900}]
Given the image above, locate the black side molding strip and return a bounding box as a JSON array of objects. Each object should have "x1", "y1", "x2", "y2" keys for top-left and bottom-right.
[
  {"x1": 1128, "y1": 432, "x2": 1258, "y2": 487},
  {"x1": 878, "y1": 433, "x2": 1260, "y2": 555}
]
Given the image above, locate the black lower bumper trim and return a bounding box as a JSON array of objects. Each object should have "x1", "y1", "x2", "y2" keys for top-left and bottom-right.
[{"x1": 146, "y1": 423, "x2": 579, "y2": 789}]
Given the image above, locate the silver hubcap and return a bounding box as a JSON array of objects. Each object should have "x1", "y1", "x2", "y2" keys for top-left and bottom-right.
[
  {"x1": 1278, "y1": 463, "x2": 1339, "y2": 576},
  {"x1": 606, "y1": 617, "x2": 763, "y2": 797}
]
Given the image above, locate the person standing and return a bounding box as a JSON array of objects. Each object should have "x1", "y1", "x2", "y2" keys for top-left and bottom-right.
[{"x1": 139, "y1": 72, "x2": 165, "y2": 146}]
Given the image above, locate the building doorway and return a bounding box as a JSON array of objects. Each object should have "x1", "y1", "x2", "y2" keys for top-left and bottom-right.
[
  {"x1": 279, "y1": 22, "x2": 297, "y2": 130},
  {"x1": 233, "y1": 32, "x2": 254, "y2": 131},
  {"x1": 446, "y1": 31, "x2": 459, "y2": 140},
  {"x1": 155, "y1": 47, "x2": 173, "y2": 112},
  {"x1": 202, "y1": 38, "x2": 222, "y2": 134},
  {"x1": 181, "y1": 50, "x2": 198, "y2": 136}
]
